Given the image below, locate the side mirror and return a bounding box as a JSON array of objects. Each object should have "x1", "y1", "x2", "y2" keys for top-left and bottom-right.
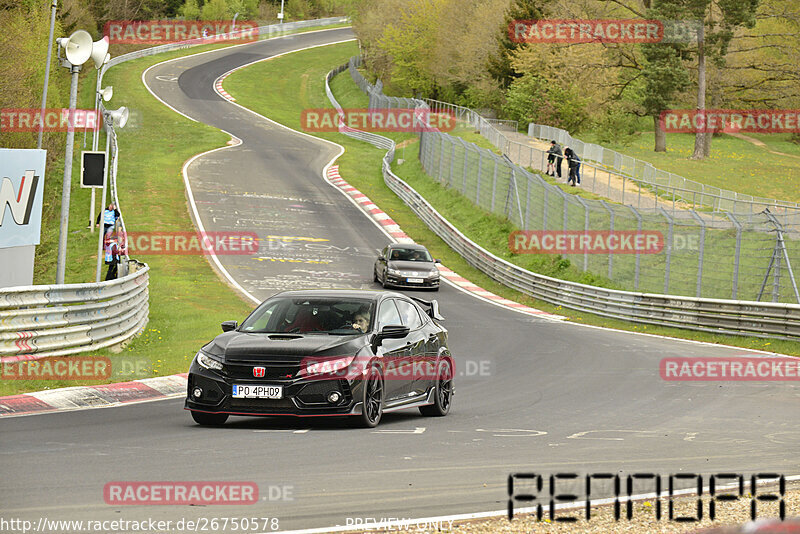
[
  {"x1": 373, "y1": 325, "x2": 410, "y2": 346},
  {"x1": 221, "y1": 320, "x2": 238, "y2": 332},
  {"x1": 434, "y1": 258, "x2": 441, "y2": 263}
]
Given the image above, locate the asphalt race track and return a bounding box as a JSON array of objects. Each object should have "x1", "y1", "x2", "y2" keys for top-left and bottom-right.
[{"x1": 2, "y1": 28, "x2": 798, "y2": 533}]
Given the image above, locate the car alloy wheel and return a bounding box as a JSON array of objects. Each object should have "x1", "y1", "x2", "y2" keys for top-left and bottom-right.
[
  {"x1": 420, "y1": 360, "x2": 452, "y2": 417},
  {"x1": 357, "y1": 364, "x2": 384, "y2": 427}
]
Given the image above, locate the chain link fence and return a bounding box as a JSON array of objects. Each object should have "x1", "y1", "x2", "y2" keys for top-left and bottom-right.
[{"x1": 349, "y1": 56, "x2": 800, "y2": 304}]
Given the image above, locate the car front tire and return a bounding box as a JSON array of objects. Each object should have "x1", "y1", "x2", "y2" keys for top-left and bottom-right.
[
  {"x1": 191, "y1": 410, "x2": 229, "y2": 426},
  {"x1": 355, "y1": 364, "x2": 384, "y2": 428},
  {"x1": 420, "y1": 360, "x2": 452, "y2": 417}
]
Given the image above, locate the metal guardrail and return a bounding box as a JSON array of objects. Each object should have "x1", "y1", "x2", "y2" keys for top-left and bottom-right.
[
  {"x1": 328, "y1": 61, "x2": 800, "y2": 340},
  {"x1": 0, "y1": 262, "x2": 150, "y2": 362}
]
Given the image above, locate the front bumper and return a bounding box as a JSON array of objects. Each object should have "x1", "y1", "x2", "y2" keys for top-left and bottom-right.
[
  {"x1": 384, "y1": 274, "x2": 440, "y2": 288},
  {"x1": 185, "y1": 363, "x2": 363, "y2": 417}
]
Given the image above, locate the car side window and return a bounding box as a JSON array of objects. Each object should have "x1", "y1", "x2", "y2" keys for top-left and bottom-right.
[
  {"x1": 396, "y1": 299, "x2": 423, "y2": 330},
  {"x1": 377, "y1": 299, "x2": 402, "y2": 330}
]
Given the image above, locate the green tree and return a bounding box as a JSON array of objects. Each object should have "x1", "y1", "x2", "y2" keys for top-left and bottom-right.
[
  {"x1": 201, "y1": 0, "x2": 233, "y2": 20},
  {"x1": 488, "y1": 0, "x2": 544, "y2": 89},
  {"x1": 687, "y1": 0, "x2": 760, "y2": 159},
  {"x1": 502, "y1": 73, "x2": 589, "y2": 132},
  {"x1": 180, "y1": 0, "x2": 202, "y2": 20}
]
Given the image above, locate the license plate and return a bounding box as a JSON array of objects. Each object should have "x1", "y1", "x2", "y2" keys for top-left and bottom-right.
[
  {"x1": 232, "y1": 384, "x2": 283, "y2": 399},
  {"x1": 406, "y1": 278, "x2": 423, "y2": 283}
]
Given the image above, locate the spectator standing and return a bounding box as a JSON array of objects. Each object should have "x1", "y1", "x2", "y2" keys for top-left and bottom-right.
[
  {"x1": 96, "y1": 203, "x2": 119, "y2": 235},
  {"x1": 547, "y1": 141, "x2": 563, "y2": 178},
  {"x1": 104, "y1": 235, "x2": 120, "y2": 280},
  {"x1": 564, "y1": 147, "x2": 581, "y2": 187}
]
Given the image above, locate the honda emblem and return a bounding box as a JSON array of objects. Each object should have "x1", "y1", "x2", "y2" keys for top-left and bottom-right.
[{"x1": 253, "y1": 366, "x2": 265, "y2": 378}]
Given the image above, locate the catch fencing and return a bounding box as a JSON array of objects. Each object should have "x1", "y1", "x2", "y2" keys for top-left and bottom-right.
[{"x1": 327, "y1": 61, "x2": 800, "y2": 339}]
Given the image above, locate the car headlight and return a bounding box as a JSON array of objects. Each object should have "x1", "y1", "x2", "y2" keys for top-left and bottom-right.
[
  {"x1": 387, "y1": 268, "x2": 401, "y2": 276},
  {"x1": 196, "y1": 351, "x2": 223, "y2": 371},
  {"x1": 429, "y1": 271, "x2": 440, "y2": 279},
  {"x1": 304, "y1": 355, "x2": 355, "y2": 376}
]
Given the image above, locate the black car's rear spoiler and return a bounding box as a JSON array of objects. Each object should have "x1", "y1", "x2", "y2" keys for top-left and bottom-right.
[{"x1": 410, "y1": 297, "x2": 444, "y2": 321}]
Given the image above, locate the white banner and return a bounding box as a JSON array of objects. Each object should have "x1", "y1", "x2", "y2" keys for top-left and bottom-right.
[{"x1": 0, "y1": 148, "x2": 46, "y2": 249}]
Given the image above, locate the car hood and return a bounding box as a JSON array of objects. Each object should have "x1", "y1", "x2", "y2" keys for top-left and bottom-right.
[
  {"x1": 388, "y1": 260, "x2": 437, "y2": 272},
  {"x1": 204, "y1": 332, "x2": 366, "y2": 362}
]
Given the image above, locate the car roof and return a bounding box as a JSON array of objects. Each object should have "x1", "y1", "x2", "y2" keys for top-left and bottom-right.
[
  {"x1": 387, "y1": 243, "x2": 429, "y2": 251},
  {"x1": 268, "y1": 289, "x2": 406, "y2": 302}
]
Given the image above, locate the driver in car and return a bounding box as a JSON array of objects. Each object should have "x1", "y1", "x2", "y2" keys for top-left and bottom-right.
[{"x1": 352, "y1": 310, "x2": 370, "y2": 333}]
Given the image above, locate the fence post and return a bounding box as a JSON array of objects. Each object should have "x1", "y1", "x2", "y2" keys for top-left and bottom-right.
[
  {"x1": 474, "y1": 151, "x2": 482, "y2": 197},
  {"x1": 448, "y1": 138, "x2": 456, "y2": 187},
  {"x1": 600, "y1": 200, "x2": 614, "y2": 279},
  {"x1": 628, "y1": 205, "x2": 642, "y2": 291},
  {"x1": 726, "y1": 211, "x2": 742, "y2": 299},
  {"x1": 524, "y1": 174, "x2": 531, "y2": 230},
  {"x1": 437, "y1": 134, "x2": 446, "y2": 183},
  {"x1": 689, "y1": 210, "x2": 706, "y2": 297},
  {"x1": 462, "y1": 139, "x2": 470, "y2": 191},
  {"x1": 576, "y1": 196, "x2": 590, "y2": 272},
  {"x1": 659, "y1": 207, "x2": 673, "y2": 294},
  {"x1": 491, "y1": 156, "x2": 498, "y2": 212}
]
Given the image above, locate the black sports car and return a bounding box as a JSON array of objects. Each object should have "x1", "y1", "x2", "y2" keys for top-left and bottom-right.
[
  {"x1": 185, "y1": 290, "x2": 453, "y2": 427},
  {"x1": 374, "y1": 243, "x2": 441, "y2": 290}
]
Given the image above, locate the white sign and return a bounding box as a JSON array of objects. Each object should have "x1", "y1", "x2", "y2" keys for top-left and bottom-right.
[{"x1": 0, "y1": 149, "x2": 46, "y2": 249}]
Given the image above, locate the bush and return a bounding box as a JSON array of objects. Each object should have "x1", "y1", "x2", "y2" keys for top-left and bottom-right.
[
  {"x1": 592, "y1": 104, "x2": 639, "y2": 146},
  {"x1": 502, "y1": 73, "x2": 588, "y2": 133}
]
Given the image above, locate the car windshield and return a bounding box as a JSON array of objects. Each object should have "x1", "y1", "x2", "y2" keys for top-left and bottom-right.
[
  {"x1": 239, "y1": 297, "x2": 375, "y2": 335},
  {"x1": 389, "y1": 248, "x2": 432, "y2": 262}
]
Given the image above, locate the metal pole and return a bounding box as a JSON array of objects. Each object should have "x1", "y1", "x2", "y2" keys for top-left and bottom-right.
[
  {"x1": 659, "y1": 207, "x2": 673, "y2": 294},
  {"x1": 726, "y1": 212, "x2": 742, "y2": 299},
  {"x1": 89, "y1": 70, "x2": 102, "y2": 233},
  {"x1": 37, "y1": 0, "x2": 58, "y2": 150},
  {"x1": 628, "y1": 206, "x2": 642, "y2": 291},
  {"x1": 689, "y1": 210, "x2": 706, "y2": 297},
  {"x1": 55, "y1": 64, "x2": 81, "y2": 285},
  {"x1": 96, "y1": 121, "x2": 111, "y2": 282}
]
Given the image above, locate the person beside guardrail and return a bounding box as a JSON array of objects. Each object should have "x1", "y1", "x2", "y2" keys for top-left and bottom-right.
[
  {"x1": 96, "y1": 203, "x2": 120, "y2": 235},
  {"x1": 104, "y1": 235, "x2": 120, "y2": 280}
]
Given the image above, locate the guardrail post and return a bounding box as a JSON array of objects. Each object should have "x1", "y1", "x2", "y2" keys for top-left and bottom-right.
[
  {"x1": 659, "y1": 207, "x2": 674, "y2": 294},
  {"x1": 689, "y1": 210, "x2": 706, "y2": 297},
  {"x1": 726, "y1": 211, "x2": 742, "y2": 299}
]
